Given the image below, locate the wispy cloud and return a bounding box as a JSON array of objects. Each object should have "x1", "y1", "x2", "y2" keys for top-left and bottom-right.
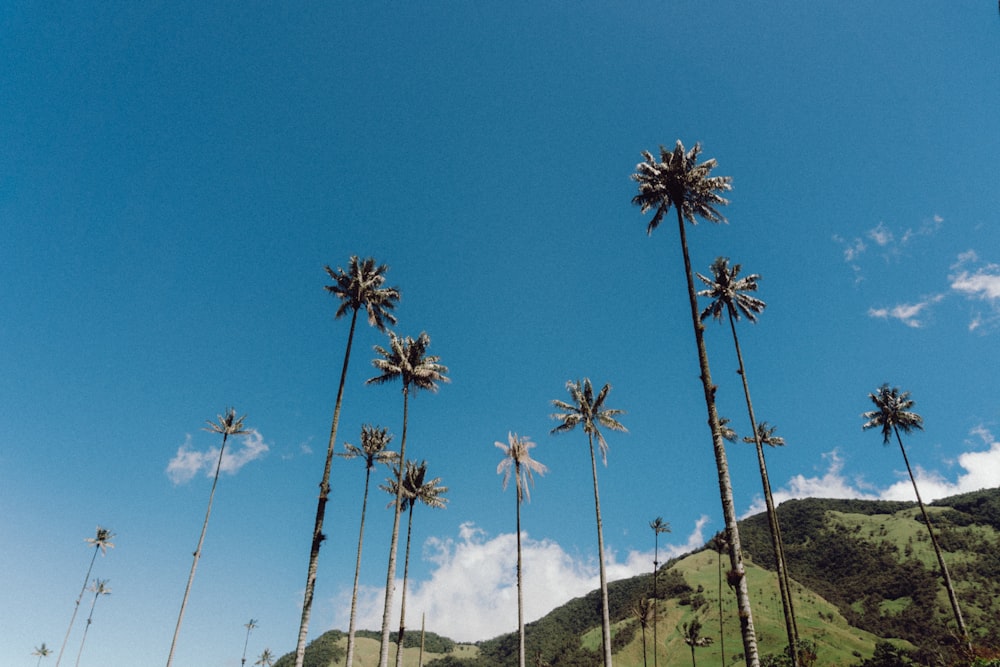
[
  {"x1": 330, "y1": 518, "x2": 708, "y2": 643},
  {"x1": 949, "y1": 250, "x2": 1000, "y2": 331},
  {"x1": 835, "y1": 215, "x2": 943, "y2": 284},
  {"x1": 867, "y1": 294, "x2": 945, "y2": 328},
  {"x1": 166, "y1": 429, "x2": 269, "y2": 484}
]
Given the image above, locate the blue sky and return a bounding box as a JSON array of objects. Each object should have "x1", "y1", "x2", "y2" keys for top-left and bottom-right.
[{"x1": 3, "y1": 2, "x2": 1000, "y2": 665}]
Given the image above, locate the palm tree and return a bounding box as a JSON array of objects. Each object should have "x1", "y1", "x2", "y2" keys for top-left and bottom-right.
[
  {"x1": 698, "y1": 257, "x2": 798, "y2": 665},
  {"x1": 256, "y1": 648, "x2": 275, "y2": 667},
  {"x1": 550, "y1": 378, "x2": 626, "y2": 667},
  {"x1": 632, "y1": 141, "x2": 759, "y2": 667},
  {"x1": 632, "y1": 598, "x2": 654, "y2": 667},
  {"x1": 496, "y1": 432, "x2": 548, "y2": 667},
  {"x1": 381, "y1": 460, "x2": 449, "y2": 667},
  {"x1": 74, "y1": 578, "x2": 110, "y2": 667},
  {"x1": 56, "y1": 527, "x2": 114, "y2": 667},
  {"x1": 340, "y1": 424, "x2": 399, "y2": 667},
  {"x1": 241, "y1": 619, "x2": 258, "y2": 667},
  {"x1": 167, "y1": 408, "x2": 250, "y2": 667},
  {"x1": 708, "y1": 532, "x2": 728, "y2": 667},
  {"x1": 649, "y1": 517, "x2": 670, "y2": 667},
  {"x1": 295, "y1": 256, "x2": 400, "y2": 667},
  {"x1": 862, "y1": 384, "x2": 970, "y2": 650},
  {"x1": 368, "y1": 331, "x2": 449, "y2": 667},
  {"x1": 681, "y1": 616, "x2": 712, "y2": 667},
  {"x1": 33, "y1": 643, "x2": 52, "y2": 667}
]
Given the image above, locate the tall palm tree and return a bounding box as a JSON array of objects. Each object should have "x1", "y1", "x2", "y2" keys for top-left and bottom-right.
[
  {"x1": 708, "y1": 532, "x2": 728, "y2": 667},
  {"x1": 649, "y1": 517, "x2": 671, "y2": 667},
  {"x1": 550, "y1": 378, "x2": 626, "y2": 667},
  {"x1": 368, "y1": 331, "x2": 449, "y2": 667},
  {"x1": 57, "y1": 526, "x2": 114, "y2": 667},
  {"x1": 698, "y1": 257, "x2": 799, "y2": 665},
  {"x1": 295, "y1": 256, "x2": 400, "y2": 667},
  {"x1": 381, "y1": 460, "x2": 449, "y2": 667},
  {"x1": 496, "y1": 432, "x2": 548, "y2": 667},
  {"x1": 632, "y1": 598, "x2": 654, "y2": 667},
  {"x1": 632, "y1": 141, "x2": 759, "y2": 667},
  {"x1": 74, "y1": 578, "x2": 110, "y2": 667},
  {"x1": 33, "y1": 643, "x2": 53, "y2": 667},
  {"x1": 241, "y1": 619, "x2": 258, "y2": 667},
  {"x1": 681, "y1": 616, "x2": 712, "y2": 667},
  {"x1": 167, "y1": 408, "x2": 250, "y2": 667},
  {"x1": 256, "y1": 648, "x2": 275, "y2": 667},
  {"x1": 340, "y1": 424, "x2": 399, "y2": 667},
  {"x1": 862, "y1": 384, "x2": 970, "y2": 650}
]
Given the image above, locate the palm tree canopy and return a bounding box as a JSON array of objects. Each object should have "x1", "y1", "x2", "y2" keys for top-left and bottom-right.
[
  {"x1": 255, "y1": 648, "x2": 275, "y2": 666},
  {"x1": 550, "y1": 378, "x2": 627, "y2": 464},
  {"x1": 204, "y1": 408, "x2": 250, "y2": 438},
  {"x1": 717, "y1": 416, "x2": 738, "y2": 443},
  {"x1": 89, "y1": 579, "x2": 111, "y2": 596},
  {"x1": 245, "y1": 619, "x2": 258, "y2": 631},
  {"x1": 742, "y1": 422, "x2": 786, "y2": 448},
  {"x1": 496, "y1": 432, "x2": 548, "y2": 503},
  {"x1": 630, "y1": 141, "x2": 733, "y2": 234},
  {"x1": 862, "y1": 384, "x2": 924, "y2": 444},
  {"x1": 33, "y1": 643, "x2": 52, "y2": 657},
  {"x1": 382, "y1": 460, "x2": 449, "y2": 512},
  {"x1": 340, "y1": 424, "x2": 398, "y2": 470},
  {"x1": 324, "y1": 256, "x2": 401, "y2": 331},
  {"x1": 650, "y1": 517, "x2": 671, "y2": 535},
  {"x1": 632, "y1": 597, "x2": 655, "y2": 628},
  {"x1": 85, "y1": 526, "x2": 116, "y2": 555},
  {"x1": 367, "y1": 331, "x2": 449, "y2": 393},
  {"x1": 696, "y1": 257, "x2": 766, "y2": 324}
]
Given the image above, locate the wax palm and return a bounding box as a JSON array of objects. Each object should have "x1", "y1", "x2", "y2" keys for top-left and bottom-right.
[
  {"x1": 381, "y1": 460, "x2": 449, "y2": 667},
  {"x1": 863, "y1": 384, "x2": 970, "y2": 649},
  {"x1": 682, "y1": 616, "x2": 712, "y2": 667},
  {"x1": 698, "y1": 256, "x2": 798, "y2": 664},
  {"x1": 74, "y1": 579, "x2": 110, "y2": 667},
  {"x1": 633, "y1": 597, "x2": 655, "y2": 667},
  {"x1": 632, "y1": 142, "x2": 759, "y2": 667},
  {"x1": 649, "y1": 517, "x2": 670, "y2": 667},
  {"x1": 167, "y1": 408, "x2": 250, "y2": 667},
  {"x1": 708, "y1": 532, "x2": 728, "y2": 667},
  {"x1": 340, "y1": 425, "x2": 398, "y2": 667},
  {"x1": 56, "y1": 526, "x2": 114, "y2": 667},
  {"x1": 551, "y1": 378, "x2": 626, "y2": 667},
  {"x1": 33, "y1": 643, "x2": 52, "y2": 667},
  {"x1": 496, "y1": 433, "x2": 548, "y2": 667},
  {"x1": 241, "y1": 619, "x2": 258, "y2": 667},
  {"x1": 256, "y1": 648, "x2": 275, "y2": 667},
  {"x1": 295, "y1": 256, "x2": 400, "y2": 667},
  {"x1": 368, "y1": 331, "x2": 449, "y2": 667}
]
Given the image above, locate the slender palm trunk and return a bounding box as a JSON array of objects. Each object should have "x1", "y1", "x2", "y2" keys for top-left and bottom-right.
[
  {"x1": 651, "y1": 537, "x2": 659, "y2": 667},
  {"x1": 395, "y1": 503, "x2": 417, "y2": 667},
  {"x1": 640, "y1": 621, "x2": 648, "y2": 667},
  {"x1": 718, "y1": 546, "x2": 726, "y2": 667},
  {"x1": 727, "y1": 314, "x2": 798, "y2": 665},
  {"x1": 346, "y1": 466, "x2": 374, "y2": 667},
  {"x1": 167, "y1": 431, "x2": 231, "y2": 667},
  {"x1": 295, "y1": 308, "x2": 360, "y2": 667},
  {"x1": 419, "y1": 613, "x2": 426, "y2": 667},
  {"x1": 674, "y1": 207, "x2": 758, "y2": 667},
  {"x1": 56, "y1": 546, "x2": 99, "y2": 667},
  {"x1": 516, "y1": 463, "x2": 526, "y2": 667},
  {"x1": 587, "y1": 432, "x2": 613, "y2": 667},
  {"x1": 379, "y1": 385, "x2": 410, "y2": 667},
  {"x1": 74, "y1": 590, "x2": 101, "y2": 667},
  {"x1": 894, "y1": 427, "x2": 970, "y2": 650}
]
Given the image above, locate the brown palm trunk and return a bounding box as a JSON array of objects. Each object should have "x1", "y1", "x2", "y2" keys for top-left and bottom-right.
[
  {"x1": 587, "y1": 432, "x2": 613, "y2": 667},
  {"x1": 728, "y1": 313, "x2": 799, "y2": 665},
  {"x1": 57, "y1": 546, "x2": 100, "y2": 667},
  {"x1": 395, "y1": 502, "x2": 417, "y2": 667},
  {"x1": 516, "y1": 462, "x2": 526, "y2": 667},
  {"x1": 346, "y1": 465, "x2": 374, "y2": 667},
  {"x1": 295, "y1": 307, "x2": 360, "y2": 667},
  {"x1": 674, "y1": 207, "x2": 759, "y2": 667},
  {"x1": 379, "y1": 385, "x2": 410, "y2": 667}
]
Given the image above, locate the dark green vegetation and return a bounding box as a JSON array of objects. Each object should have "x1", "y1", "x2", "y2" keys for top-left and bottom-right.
[{"x1": 269, "y1": 488, "x2": 1000, "y2": 667}]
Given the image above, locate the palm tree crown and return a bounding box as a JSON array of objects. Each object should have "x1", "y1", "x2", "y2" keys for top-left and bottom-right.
[
  {"x1": 631, "y1": 141, "x2": 732, "y2": 234},
  {"x1": 550, "y1": 378, "x2": 627, "y2": 463},
  {"x1": 341, "y1": 424, "x2": 399, "y2": 470},
  {"x1": 325, "y1": 256, "x2": 400, "y2": 331},
  {"x1": 368, "y1": 331, "x2": 449, "y2": 393},
  {"x1": 862, "y1": 384, "x2": 924, "y2": 444},
  {"x1": 204, "y1": 407, "x2": 251, "y2": 439},
  {"x1": 496, "y1": 433, "x2": 548, "y2": 504},
  {"x1": 697, "y1": 257, "x2": 766, "y2": 324},
  {"x1": 84, "y1": 527, "x2": 116, "y2": 555},
  {"x1": 743, "y1": 422, "x2": 785, "y2": 448}
]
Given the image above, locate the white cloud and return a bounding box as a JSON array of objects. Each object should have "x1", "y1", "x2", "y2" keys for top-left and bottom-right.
[
  {"x1": 166, "y1": 429, "x2": 269, "y2": 484},
  {"x1": 867, "y1": 222, "x2": 894, "y2": 247},
  {"x1": 329, "y1": 518, "x2": 709, "y2": 643},
  {"x1": 948, "y1": 250, "x2": 1000, "y2": 331},
  {"x1": 867, "y1": 294, "x2": 945, "y2": 328},
  {"x1": 743, "y1": 450, "x2": 878, "y2": 517}
]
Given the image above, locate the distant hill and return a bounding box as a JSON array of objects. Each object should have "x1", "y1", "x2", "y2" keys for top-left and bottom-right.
[{"x1": 275, "y1": 488, "x2": 1000, "y2": 667}]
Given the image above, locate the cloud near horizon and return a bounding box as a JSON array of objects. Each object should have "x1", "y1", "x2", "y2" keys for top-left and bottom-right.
[{"x1": 166, "y1": 429, "x2": 269, "y2": 484}]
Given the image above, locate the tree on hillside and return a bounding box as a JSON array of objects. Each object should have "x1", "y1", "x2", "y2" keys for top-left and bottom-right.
[
  {"x1": 496, "y1": 432, "x2": 548, "y2": 667},
  {"x1": 707, "y1": 532, "x2": 729, "y2": 667},
  {"x1": 256, "y1": 648, "x2": 275, "y2": 667},
  {"x1": 242, "y1": 619, "x2": 258, "y2": 667},
  {"x1": 368, "y1": 331, "x2": 449, "y2": 667},
  {"x1": 294, "y1": 256, "x2": 400, "y2": 667},
  {"x1": 381, "y1": 459, "x2": 449, "y2": 667},
  {"x1": 632, "y1": 141, "x2": 759, "y2": 667},
  {"x1": 632, "y1": 597, "x2": 655, "y2": 667},
  {"x1": 74, "y1": 578, "x2": 110, "y2": 667},
  {"x1": 649, "y1": 517, "x2": 671, "y2": 667},
  {"x1": 862, "y1": 384, "x2": 970, "y2": 650},
  {"x1": 167, "y1": 408, "x2": 250, "y2": 667},
  {"x1": 340, "y1": 424, "x2": 399, "y2": 667},
  {"x1": 56, "y1": 526, "x2": 114, "y2": 667},
  {"x1": 682, "y1": 616, "x2": 713, "y2": 667},
  {"x1": 551, "y1": 378, "x2": 627, "y2": 667}
]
